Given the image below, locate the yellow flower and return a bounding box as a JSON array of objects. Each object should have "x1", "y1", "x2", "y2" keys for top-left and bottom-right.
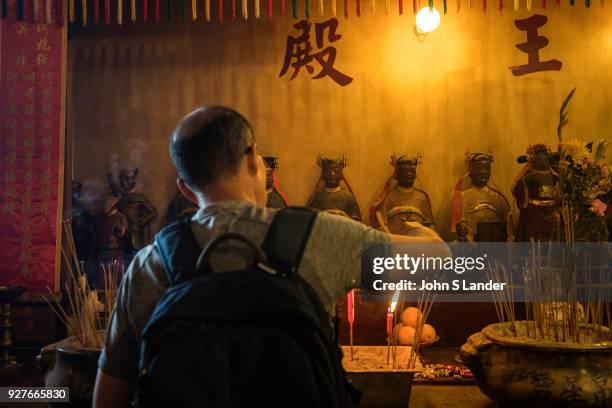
[{"x1": 560, "y1": 139, "x2": 592, "y2": 162}]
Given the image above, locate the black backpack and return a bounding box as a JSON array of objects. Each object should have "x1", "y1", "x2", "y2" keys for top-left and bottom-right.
[{"x1": 136, "y1": 207, "x2": 360, "y2": 408}]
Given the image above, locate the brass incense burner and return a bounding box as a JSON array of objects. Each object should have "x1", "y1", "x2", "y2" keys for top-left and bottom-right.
[{"x1": 460, "y1": 321, "x2": 611, "y2": 408}]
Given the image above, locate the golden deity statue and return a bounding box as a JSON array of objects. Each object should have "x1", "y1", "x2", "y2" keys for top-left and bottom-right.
[
  {"x1": 371, "y1": 154, "x2": 435, "y2": 234},
  {"x1": 512, "y1": 144, "x2": 560, "y2": 242},
  {"x1": 451, "y1": 152, "x2": 512, "y2": 242},
  {"x1": 308, "y1": 155, "x2": 361, "y2": 221}
]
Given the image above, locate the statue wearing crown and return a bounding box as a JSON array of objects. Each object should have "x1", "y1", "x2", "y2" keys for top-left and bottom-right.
[
  {"x1": 370, "y1": 154, "x2": 435, "y2": 234},
  {"x1": 308, "y1": 155, "x2": 361, "y2": 221},
  {"x1": 264, "y1": 156, "x2": 290, "y2": 210},
  {"x1": 451, "y1": 152, "x2": 512, "y2": 242},
  {"x1": 512, "y1": 144, "x2": 560, "y2": 242}
]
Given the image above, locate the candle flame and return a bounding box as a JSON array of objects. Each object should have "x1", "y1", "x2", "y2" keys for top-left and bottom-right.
[{"x1": 389, "y1": 289, "x2": 400, "y2": 312}]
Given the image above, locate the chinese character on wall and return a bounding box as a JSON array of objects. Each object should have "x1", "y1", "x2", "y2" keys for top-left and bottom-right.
[
  {"x1": 509, "y1": 14, "x2": 562, "y2": 76},
  {"x1": 280, "y1": 18, "x2": 353, "y2": 86}
]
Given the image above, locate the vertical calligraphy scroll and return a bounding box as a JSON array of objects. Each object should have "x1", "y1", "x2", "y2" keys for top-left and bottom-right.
[{"x1": 0, "y1": 20, "x2": 66, "y2": 293}]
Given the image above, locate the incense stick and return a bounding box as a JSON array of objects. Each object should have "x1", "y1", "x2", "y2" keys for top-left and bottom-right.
[
  {"x1": 43, "y1": 219, "x2": 122, "y2": 348},
  {"x1": 407, "y1": 289, "x2": 434, "y2": 370},
  {"x1": 490, "y1": 238, "x2": 609, "y2": 345}
]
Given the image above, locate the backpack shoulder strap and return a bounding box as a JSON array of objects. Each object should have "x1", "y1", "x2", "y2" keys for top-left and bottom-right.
[
  {"x1": 263, "y1": 207, "x2": 362, "y2": 406},
  {"x1": 261, "y1": 206, "x2": 318, "y2": 275},
  {"x1": 155, "y1": 219, "x2": 202, "y2": 286}
]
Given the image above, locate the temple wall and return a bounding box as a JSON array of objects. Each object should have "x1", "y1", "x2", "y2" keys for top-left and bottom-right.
[{"x1": 68, "y1": 4, "x2": 612, "y2": 240}]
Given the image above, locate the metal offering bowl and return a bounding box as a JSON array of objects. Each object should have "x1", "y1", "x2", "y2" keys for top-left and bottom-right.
[{"x1": 460, "y1": 321, "x2": 611, "y2": 408}]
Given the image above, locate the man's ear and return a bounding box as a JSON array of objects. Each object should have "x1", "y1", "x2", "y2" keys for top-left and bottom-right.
[{"x1": 177, "y1": 178, "x2": 198, "y2": 205}]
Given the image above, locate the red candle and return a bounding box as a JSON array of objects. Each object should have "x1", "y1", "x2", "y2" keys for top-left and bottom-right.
[
  {"x1": 347, "y1": 289, "x2": 354, "y2": 320},
  {"x1": 347, "y1": 289, "x2": 355, "y2": 359},
  {"x1": 386, "y1": 303, "x2": 395, "y2": 365}
]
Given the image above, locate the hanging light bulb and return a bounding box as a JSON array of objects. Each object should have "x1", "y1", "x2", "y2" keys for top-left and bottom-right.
[{"x1": 415, "y1": 6, "x2": 441, "y2": 34}]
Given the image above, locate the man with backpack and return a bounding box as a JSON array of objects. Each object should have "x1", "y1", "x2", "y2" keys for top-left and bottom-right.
[{"x1": 93, "y1": 106, "x2": 445, "y2": 408}]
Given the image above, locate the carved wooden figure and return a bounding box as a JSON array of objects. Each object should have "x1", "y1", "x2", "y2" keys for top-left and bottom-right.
[
  {"x1": 92, "y1": 196, "x2": 128, "y2": 275},
  {"x1": 371, "y1": 154, "x2": 435, "y2": 234},
  {"x1": 308, "y1": 156, "x2": 361, "y2": 221},
  {"x1": 107, "y1": 169, "x2": 157, "y2": 255},
  {"x1": 264, "y1": 156, "x2": 289, "y2": 210},
  {"x1": 451, "y1": 152, "x2": 512, "y2": 242},
  {"x1": 512, "y1": 144, "x2": 560, "y2": 242},
  {"x1": 453, "y1": 220, "x2": 474, "y2": 243}
]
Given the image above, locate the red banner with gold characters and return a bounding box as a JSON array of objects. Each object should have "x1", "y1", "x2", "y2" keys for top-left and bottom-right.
[{"x1": 0, "y1": 19, "x2": 66, "y2": 293}]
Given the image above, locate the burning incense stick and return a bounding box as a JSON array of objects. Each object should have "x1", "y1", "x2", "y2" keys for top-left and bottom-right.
[
  {"x1": 44, "y1": 219, "x2": 122, "y2": 348},
  {"x1": 347, "y1": 289, "x2": 355, "y2": 360},
  {"x1": 386, "y1": 302, "x2": 393, "y2": 364},
  {"x1": 490, "y1": 240, "x2": 610, "y2": 345},
  {"x1": 407, "y1": 289, "x2": 435, "y2": 370}
]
